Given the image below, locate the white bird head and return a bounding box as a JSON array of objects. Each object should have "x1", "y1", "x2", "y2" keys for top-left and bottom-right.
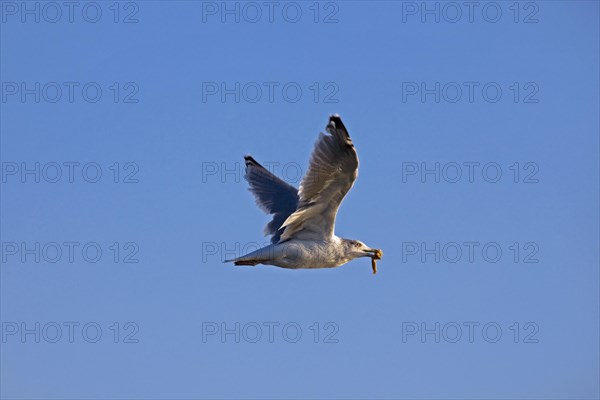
[{"x1": 342, "y1": 239, "x2": 382, "y2": 260}]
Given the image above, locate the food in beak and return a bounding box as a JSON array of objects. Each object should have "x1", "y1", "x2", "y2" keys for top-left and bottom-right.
[{"x1": 371, "y1": 249, "x2": 383, "y2": 274}]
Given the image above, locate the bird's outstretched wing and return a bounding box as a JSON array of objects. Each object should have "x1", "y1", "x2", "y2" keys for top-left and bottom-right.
[
  {"x1": 244, "y1": 156, "x2": 299, "y2": 243},
  {"x1": 279, "y1": 115, "x2": 359, "y2": 242}
]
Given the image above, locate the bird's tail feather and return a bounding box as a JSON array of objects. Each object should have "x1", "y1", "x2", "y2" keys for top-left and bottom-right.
[
  {"x1": 223, "y1": 258, "x2": 260, "y2": 266},
  {"x1": 234, "y1": 260, "x2": 259, "y2": 266},
  {"x1": 223, "y1": 245, "x2": 275, "y2": 266}
]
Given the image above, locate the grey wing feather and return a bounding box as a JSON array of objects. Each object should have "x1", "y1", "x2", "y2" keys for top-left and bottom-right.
[
  {"x1": 279, "y1": 115, "x2": 359, "y2": 241},
  {"x1": 244, "y1": 155, "x2": 299, "y2": 243}
]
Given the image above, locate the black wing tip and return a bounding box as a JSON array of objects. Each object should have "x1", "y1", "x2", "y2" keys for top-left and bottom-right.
[
  {"x1": 329, "y1": 114, "x2": 343, "y2": 125},
  {"x1": 328, "y1": 114, "x2": 348, "y2": 132},
  {"x1": 327, "y1": 114, "x2": 352, "y2": 144},
  {"x1": 244, "y1": 155, "x2": 259, "y2": 166}
]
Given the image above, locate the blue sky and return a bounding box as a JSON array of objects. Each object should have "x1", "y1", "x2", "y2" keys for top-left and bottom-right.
[{"x1": 1, "y1": 1, "x2": 598, "y2": 399}]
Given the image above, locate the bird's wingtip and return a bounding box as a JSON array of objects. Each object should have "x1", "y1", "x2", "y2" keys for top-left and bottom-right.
[
  {"x1": 244, "y1": 155, "x2": 259, "y2": 166},
  {"x1": 328, "y1": 114, "x2": 346, "y2": 130},
  {"x1": 327, "y1": 114, "x2": 350, "y2": 139}
]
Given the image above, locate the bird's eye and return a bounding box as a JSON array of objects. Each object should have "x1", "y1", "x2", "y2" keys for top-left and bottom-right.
[{"x1": 354, "y1": 242, "x2": 361, "y2": 248}]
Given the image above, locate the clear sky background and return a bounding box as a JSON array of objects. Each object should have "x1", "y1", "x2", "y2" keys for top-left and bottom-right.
[{"x1": 1, "y1": 1, "x2": 599, "y2": 399}]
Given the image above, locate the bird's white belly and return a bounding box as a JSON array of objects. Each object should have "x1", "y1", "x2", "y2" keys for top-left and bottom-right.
[{"x1": 265, "y1": 239, "x2": 351, "y2": 269}]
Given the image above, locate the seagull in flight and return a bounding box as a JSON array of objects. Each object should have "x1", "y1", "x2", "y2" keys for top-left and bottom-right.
[{"x1": 225, "y1": 115, "x2": 383, "y2": 274}]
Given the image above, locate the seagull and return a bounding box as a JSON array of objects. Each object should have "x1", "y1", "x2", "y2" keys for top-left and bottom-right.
[{"x1": 225, "y1": 115, "x2": 383, "y2": 274}]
